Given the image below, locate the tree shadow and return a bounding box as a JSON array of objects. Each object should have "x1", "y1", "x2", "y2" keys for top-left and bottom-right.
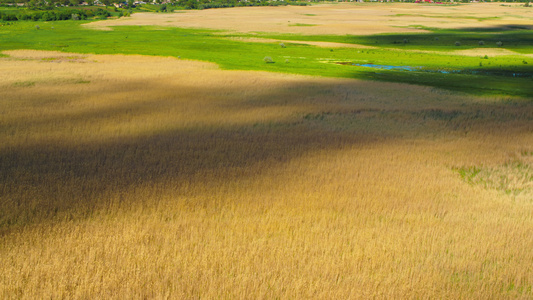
[
  {"x1": 1, "y1": 70, "x2": 532, "y2": 233},
  {"x1": 0, "y1": 77, "x2": 375, "y2": 231},
  {"x1": 349, "y1": 69, "x2": 533, "y2": 97},
  {"x1": 345, "y1": 24, "x2": 533, "y2": 50}
]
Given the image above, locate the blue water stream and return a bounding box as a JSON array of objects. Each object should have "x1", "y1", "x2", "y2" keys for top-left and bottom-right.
[{"x1": 349, "y1": 63, "x2": 531, "y2": 78}]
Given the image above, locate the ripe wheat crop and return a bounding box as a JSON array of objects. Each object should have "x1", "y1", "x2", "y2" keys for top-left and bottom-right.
[{"x1": 1, "y1": 50, "x2": 532, "y2": 298}]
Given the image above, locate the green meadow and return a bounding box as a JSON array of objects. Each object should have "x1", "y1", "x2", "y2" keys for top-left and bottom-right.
[{"x1": 1, "y1": 20, "x2": 532, "y2": 96}]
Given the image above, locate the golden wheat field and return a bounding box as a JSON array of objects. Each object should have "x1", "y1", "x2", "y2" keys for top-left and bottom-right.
[{"x1": 1, "y1": 43, "x2": 532, "y2": 299}]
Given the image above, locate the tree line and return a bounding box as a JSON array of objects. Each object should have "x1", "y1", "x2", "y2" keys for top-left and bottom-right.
[{"x1": 0, "y1": 0, "x2": 530, "y2": 23}]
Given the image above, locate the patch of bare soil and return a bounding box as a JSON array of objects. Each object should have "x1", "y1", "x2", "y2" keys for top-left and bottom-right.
[{"x1": 226, "y1": 37, "x2": 377, "y2": 49}]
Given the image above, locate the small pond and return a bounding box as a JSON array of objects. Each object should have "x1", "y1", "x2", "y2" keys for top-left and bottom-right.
[{"x1": 338, "y1": 62, "x2": 532, "y2": 78}]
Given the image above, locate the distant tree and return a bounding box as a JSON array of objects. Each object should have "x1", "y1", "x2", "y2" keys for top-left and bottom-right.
[
  {"x1": 27, "y1": 0, "x2": 38, "y2": 8},
  {"x1": 184, "y1": 0, "x2": 197, "y2": 8}
]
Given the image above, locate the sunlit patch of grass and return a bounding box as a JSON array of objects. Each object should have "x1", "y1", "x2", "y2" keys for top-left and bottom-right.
[{"x1": 455, "y1": 151, "x2": 533, "y2": 197}]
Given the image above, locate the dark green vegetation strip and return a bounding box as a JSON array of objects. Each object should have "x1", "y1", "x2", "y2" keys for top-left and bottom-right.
[
  {"x1": 1, "y1": 21, "x2": 532, "y2": 96},
  {"x1": 454, "y1": 152, "x2": 533, "y2": 196},
  {"x1": 260, "y1": 25, "x2": 533, "y2": 53}
]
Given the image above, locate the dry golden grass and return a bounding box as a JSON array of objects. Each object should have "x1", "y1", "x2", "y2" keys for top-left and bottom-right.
[
  {"x1": 1, "y1": 50, "x2": 533, "y2": 298},
  {"x1": 228, "y1": 37, "x2": 379, "y2": 49},
  {"x1": 453, "y1": 48, "x2": 533, "y2": 57},
  {"x1": 84, "y1": 3, "x2": 533, "y2": 35}
]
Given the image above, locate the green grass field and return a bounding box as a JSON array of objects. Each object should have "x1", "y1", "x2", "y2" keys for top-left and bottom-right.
[{"x1": 1, "y1": 20, "x2": 532, "y2": 96}]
